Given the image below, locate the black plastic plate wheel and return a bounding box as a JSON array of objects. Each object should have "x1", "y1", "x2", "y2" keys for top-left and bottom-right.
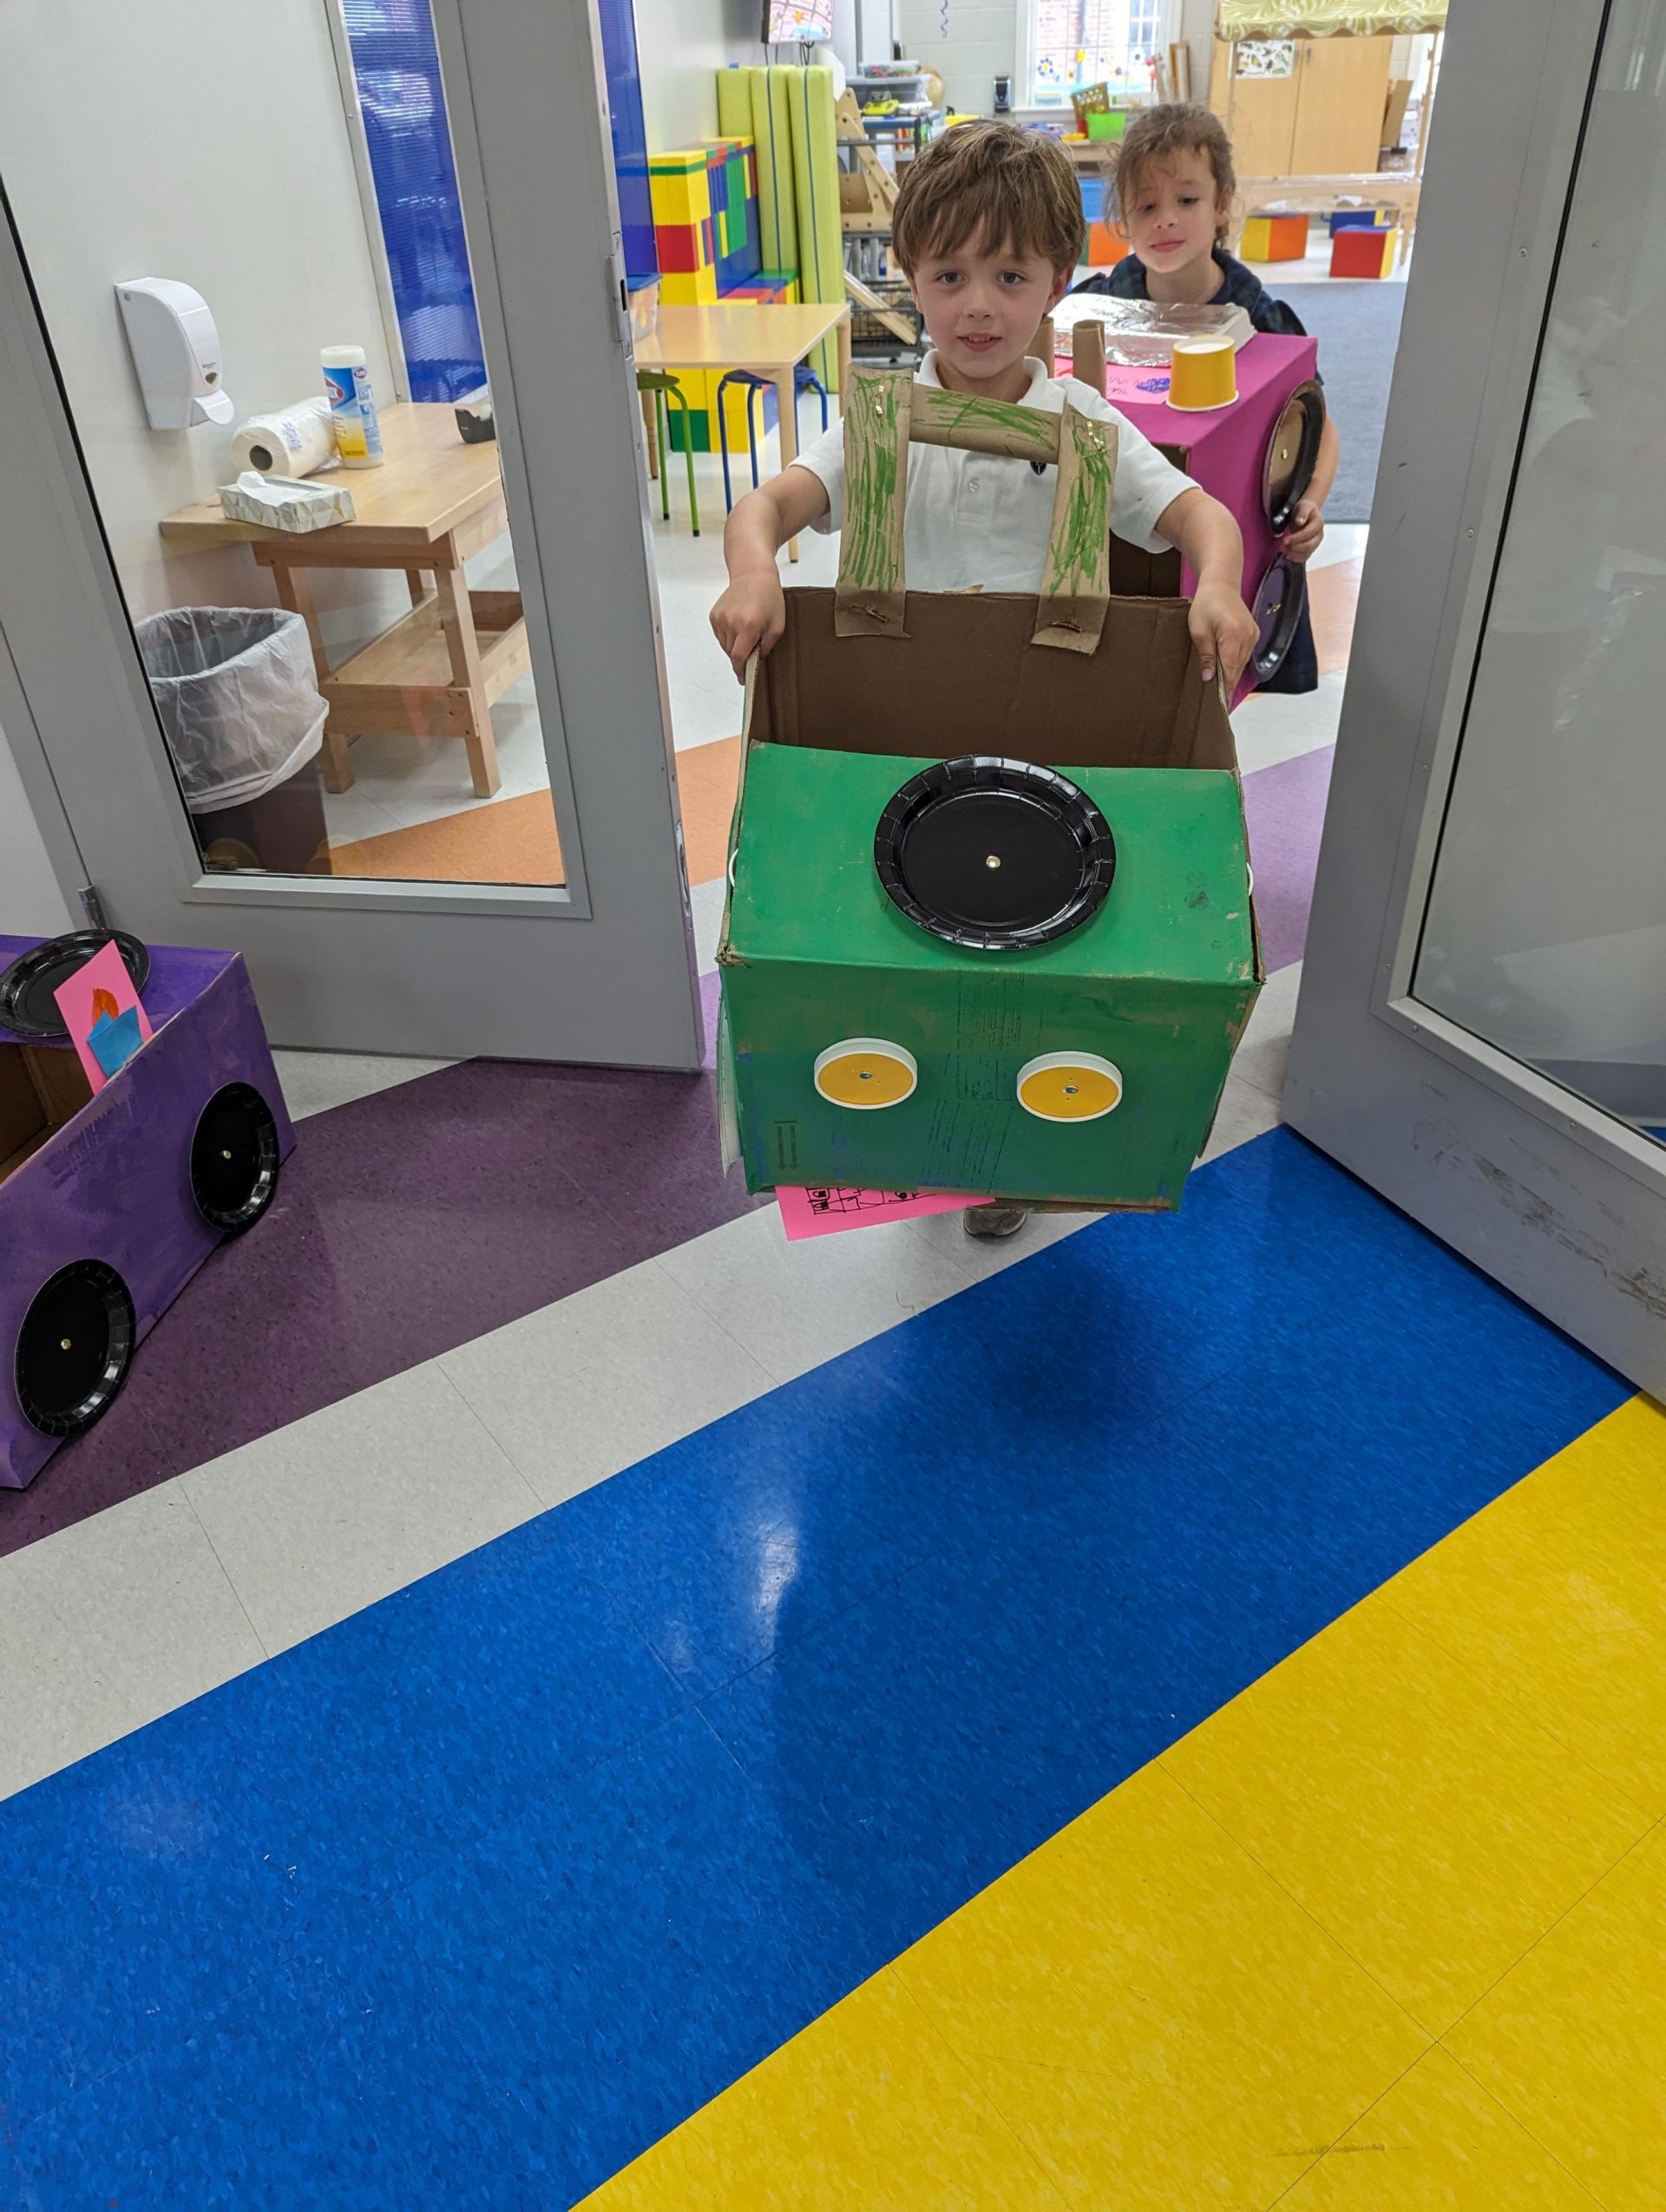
[
  {"x1": 0, "y1": 931, "x2": 151, "y2": 1042},
  {"x1": 874, "y1": 756, "x2": 1117, "y2": 952},
  {"x1": 16, "y1": 1260, "x2": 136, "y2": 1438},
  {"x1": 191, "y1": 1083, "x2": 282, "y2": 1235},
  {"x1": 1250, "y1": 556, "x2": 1306, "y2": 684},
  {"x1": 1263, "y1": 380, "x2": 1326, "y2": 533}
]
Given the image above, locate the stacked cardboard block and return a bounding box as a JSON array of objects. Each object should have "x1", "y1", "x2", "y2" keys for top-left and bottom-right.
[
  {"x1": 725, "y1": 271, "x2": 801, "y2": 304},
  {"x1": 650, "y1": 147, "x2": 720, "y2": 305},
  {"x1": 650, "y1": 139, "x2": 803, "y2": 453},
  {"x1": 707, "y1": 137, "x2": 763, "y2": 291}
]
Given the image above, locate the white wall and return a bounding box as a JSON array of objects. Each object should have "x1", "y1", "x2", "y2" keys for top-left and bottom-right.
[
  {"x1": 0, "y1": 717, "x2": 74, "y2": 940},
  {"x1": 0, "y1": 0, "x2": 398, "y2": 648},
  {"x1": 1179, "y1": 0, "x2": 1218, "y2": 106},
  {"x1": 899, "y1": 0, "x2": 1014, "y2": 115},
  {"x1": 637, "y1": 0, "x2": 761, "y2": 148}
]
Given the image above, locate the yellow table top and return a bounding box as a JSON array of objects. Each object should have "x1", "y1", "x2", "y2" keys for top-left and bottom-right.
[{"x1": 635, "y1": 301, "x2": 850, "y2": 377}]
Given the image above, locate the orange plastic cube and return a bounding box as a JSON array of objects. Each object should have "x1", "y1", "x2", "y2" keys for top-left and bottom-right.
[{"x1": 1242, "y1": 212, "x2": 1308, "y2": 262}]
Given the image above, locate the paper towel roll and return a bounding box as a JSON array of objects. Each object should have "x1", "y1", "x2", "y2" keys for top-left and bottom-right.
[{"x1": 232, "y1": 397, "x2": 336, "y2": 479}]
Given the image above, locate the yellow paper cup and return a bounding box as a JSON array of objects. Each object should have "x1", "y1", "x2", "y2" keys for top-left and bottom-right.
[{"x1": 1169, "y1": 335, "x2": 1237, "y2": 411}]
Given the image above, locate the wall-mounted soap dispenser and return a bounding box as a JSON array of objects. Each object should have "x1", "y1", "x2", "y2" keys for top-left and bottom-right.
[{"x1": 115, "y1": 278, "x2": 234, "y2": 429}]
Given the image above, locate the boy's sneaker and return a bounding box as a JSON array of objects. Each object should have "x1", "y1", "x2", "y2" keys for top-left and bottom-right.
[{"x1": 964, "y1": 1203, "x2": 1029, "y2": 1240}]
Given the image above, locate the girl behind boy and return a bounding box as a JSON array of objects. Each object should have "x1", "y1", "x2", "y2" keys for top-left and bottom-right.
[{"x1": 1072, "y1": 103, "x2": 1342, "y2": 693}]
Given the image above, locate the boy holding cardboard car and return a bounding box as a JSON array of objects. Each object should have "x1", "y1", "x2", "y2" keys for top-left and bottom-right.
[{"x1": 711, "y1": 121, "x2": 1258, "y2": 1236}]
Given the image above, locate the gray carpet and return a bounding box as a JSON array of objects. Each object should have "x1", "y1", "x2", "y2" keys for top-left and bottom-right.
[{"x1": 1274, "y1": 279, "x2": 1408, "y2": 523}]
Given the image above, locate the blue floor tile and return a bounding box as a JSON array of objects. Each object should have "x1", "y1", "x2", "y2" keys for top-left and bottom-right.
[
  {"x1": 14, "y1": 1965, "x2": 421, "y2": 2212},
  {"x1": 390, "y1": 1709, "x2": 873, "y2": 2205},
  {"x1": 552, "y1": 1351, "x2": 945, "y2": 1695},
  {"x1": 0, "y1": 1130, "x2": 1629, "y2": 2209}
]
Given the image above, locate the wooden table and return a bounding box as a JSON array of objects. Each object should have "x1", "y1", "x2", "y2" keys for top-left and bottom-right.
[
  {"x1": 634, "y1": 301, "x2": 853, "y2": 559},
  {"x1": 159, "y1": 403, "x2": 528, "y2": 798},
  {"x1": 1232, "y1": 172, "x2": 1423, "y2": 260}
]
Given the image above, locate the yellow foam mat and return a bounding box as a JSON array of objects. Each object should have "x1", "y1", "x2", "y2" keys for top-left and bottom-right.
[{"x1": 581, "y1": 1397, "x2": 1666, "y2": 2208}]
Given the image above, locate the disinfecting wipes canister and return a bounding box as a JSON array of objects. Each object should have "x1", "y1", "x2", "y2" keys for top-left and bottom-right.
[{"x1": 321, "y1": 344, "x2": 384, "y2": 467}]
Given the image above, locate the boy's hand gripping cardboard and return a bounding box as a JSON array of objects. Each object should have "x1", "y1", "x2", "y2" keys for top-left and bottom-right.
[{"x1": 718, "y1": 369, "x2": 1263, "y2": 1214}]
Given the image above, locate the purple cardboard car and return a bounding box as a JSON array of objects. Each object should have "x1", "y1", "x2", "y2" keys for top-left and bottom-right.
[{"x1": 0, "y1": 933, "x2": 294, "y2": 1489}]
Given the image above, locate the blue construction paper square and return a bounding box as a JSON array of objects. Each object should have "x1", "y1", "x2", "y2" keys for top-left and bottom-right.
[{"x1": 88, "y1": 1005, "x2": 144, "y2": 1077}]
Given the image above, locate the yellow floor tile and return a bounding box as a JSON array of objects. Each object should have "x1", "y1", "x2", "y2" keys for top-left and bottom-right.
[
  {"x1": 577, "y1": 1967, "x2": 1067, "y2": 2210},
  {"x1": 1164, "y1": 1597, "x2": 1650, "y2": 2034},
  {"x1": 896, "y1": 1764, "x2": 1428, "y2": 2209},
  {"x1": 1381, "y1": 1398, "x2": 1666, "y2": 1816},
  {"x1": 1277, "y1": 2045, "x2": 1599, "y2": 2209},
  {"x1": 1447, "y1": 1820, "x2": 1666, "y2": 2210}
]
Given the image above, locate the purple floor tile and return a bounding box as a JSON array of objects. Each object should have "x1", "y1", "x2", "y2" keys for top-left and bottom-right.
[
  {"x1": 3, "y1": 745, "x2": 1333, "y2": 1558},
  {"x1": 0, "y1": 1060, "x2": 764, "y2": 1559},
  {"x1": 1242, "y1": 743, "x2": 1335, "y2": 975}
]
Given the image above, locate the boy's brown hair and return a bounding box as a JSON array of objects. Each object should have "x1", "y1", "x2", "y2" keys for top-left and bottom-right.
[
  {"x1": 1110, "y1": 103, "x2": 1237, "y2": 245},
  {"x1": 890, "y1": 121, "x2": 1085, "y2": 276}
]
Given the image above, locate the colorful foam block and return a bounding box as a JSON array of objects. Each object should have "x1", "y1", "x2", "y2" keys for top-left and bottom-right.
[
  {"x1": 1086, "y1": 220, "x2": 1122, "y2": 267},
  {"x1": 663, "y1": 371, "x2": 779, "y2": 455},
  {"x1": 1328, "y1": 204, "x2": 1394, "y2": 233},
  {"x1": 1330, "y1": 225, "x2": 1400, "y2": 278},
  {"x1": 724, "y1": 271, "x2": 800, "y2": 304},
  {"x1": 653, "y1": 138, "x2": 765, "y2": 298},
  {"x1": 1241, "y1": 212, "x2": 1309, "y2": 262}
]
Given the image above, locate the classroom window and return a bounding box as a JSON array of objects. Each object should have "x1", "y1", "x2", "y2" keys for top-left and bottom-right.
[{"x1": 1023, "y1": 0, "x2": 1174, "y2": 108}]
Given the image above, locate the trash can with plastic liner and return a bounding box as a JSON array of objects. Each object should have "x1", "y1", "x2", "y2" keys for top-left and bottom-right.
[{"x1": 136, "y1": 607, "x2": 330, "y2": 873}]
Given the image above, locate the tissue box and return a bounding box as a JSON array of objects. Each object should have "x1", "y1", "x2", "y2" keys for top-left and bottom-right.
[{"x1": 218, "y1": 473, "x2": 354, "y2": 533}]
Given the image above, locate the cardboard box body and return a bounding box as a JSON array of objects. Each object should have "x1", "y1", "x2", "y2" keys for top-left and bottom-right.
[
  {"x1": 1096, "y1": 334, "x2": 1321, "y2": 704},
  {"x1": 718, "y1": 591, "x2": 1262, "y2": 1210}
]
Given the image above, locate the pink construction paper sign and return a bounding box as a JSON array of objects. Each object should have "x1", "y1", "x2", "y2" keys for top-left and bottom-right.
[
  {"x1": 52, "y1": 937, "x2": 154, "y2": 1093},
  {"x1": 776, "y1": 1184, "x2": 978, "y2": 1242}
]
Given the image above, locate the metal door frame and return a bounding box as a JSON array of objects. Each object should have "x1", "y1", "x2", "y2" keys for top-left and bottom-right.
[
  {"x1": 0, "y1": 0, "x2": 702, "y2": 1067},
  {"x1": 1287, "y1": 0, "x2": 1666, "y2": 1390}
]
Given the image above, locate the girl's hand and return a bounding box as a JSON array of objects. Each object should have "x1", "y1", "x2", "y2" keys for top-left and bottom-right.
[
  {"x1": 1281, "y1": 496, "x2": 1325, "y2": 564},
  {"x1": 1188, "y1": 580, "x2": 1260, "y2": 692},
  {"x1": 710, "y1": 573, "x2": 786, "y2": 680}
]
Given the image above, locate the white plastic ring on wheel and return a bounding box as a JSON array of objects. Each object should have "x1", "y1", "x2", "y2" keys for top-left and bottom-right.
[
  {"x1": 813, "y1": 1037, "x2": 917, "y2": 1110},
  {"x1": 1015, "y1": 1050, "x2": 1123, "y2": 1122}
]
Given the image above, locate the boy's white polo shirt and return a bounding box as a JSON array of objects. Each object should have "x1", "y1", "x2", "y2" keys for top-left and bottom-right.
[{"x1": 790, "y1": 350, "x2": 1193, "y2": 594}]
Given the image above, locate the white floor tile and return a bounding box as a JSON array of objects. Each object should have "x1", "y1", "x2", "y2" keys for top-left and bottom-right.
[
  {"x1": 270, "y1": 1048, "x2": 456, "y2": 1122},
  {"x1": 1310, "y1": 523, "x2": 1368, "y2": 572},
  {"x1": 650, "y1": 438, "x2": 842, "y2": 754},
  {"x1": 0, "y1": 1562, "x2": 148, "y2": 1802},
  {"x1": 1232, "y1": 669, "x2": 1345, "y2": 775},
  {"x1": 690, "y1": 874, "x2": 727, "y2": 976},
  {"x1": 657, "y1": 1203, "x2": 974, "y2": 1385},
  {"x1": 7, "y1": 1482, "x2": 267, "y2": 1731},
  {"x1": 902, "y1": 1201, "x2": 1093, "y2": 1283},
  {"x1": 440, "y1": 1257, "x2": 776, "y2": 1509},
  {"x1": 1233, "y1": 959, "x2": 1303, "y2": 1103},
  {"x1": 180, "y1": 1365, "x2": 543, "y2": 1655},
  {"x1": 3, "y1": 971, "x2": 1300, "y2": 1781},
  {"x1": 1198, "y1": 1060, "x2": 1287, "y2": 1165}
]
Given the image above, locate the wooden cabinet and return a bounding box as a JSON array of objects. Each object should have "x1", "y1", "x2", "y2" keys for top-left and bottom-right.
[{"x1": 1209, "y1": 36, "x2": 1392, "y2": 180}]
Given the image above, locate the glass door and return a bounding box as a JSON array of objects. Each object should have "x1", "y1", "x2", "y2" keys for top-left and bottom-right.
[
  {"x1": 0, "y1": 0, "x2": 699, "y2": 1064},
  {"x1": 1287, "y1": 0, "x2": 1666, "y2": 1392}
]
